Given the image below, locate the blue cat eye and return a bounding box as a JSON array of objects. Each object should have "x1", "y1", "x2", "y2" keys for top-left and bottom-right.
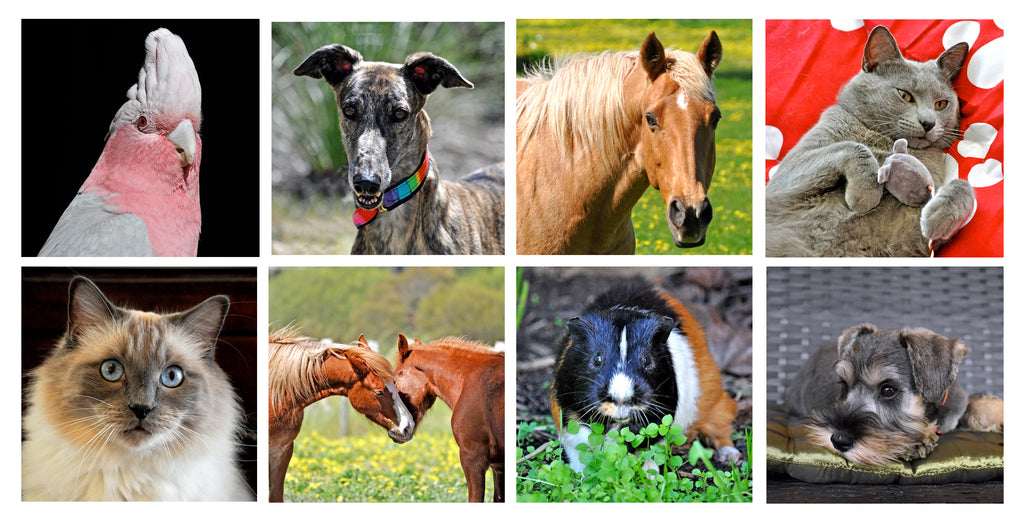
[
  {"x1": 160, "y1": 365, "x2": 184, "y2": 388},
  {"x1": 100, "y1": 359, "x2": 124, "y2": 382}
]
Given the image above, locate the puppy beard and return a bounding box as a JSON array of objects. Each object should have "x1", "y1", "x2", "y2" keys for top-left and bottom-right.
[{"x1": 806, "y1": 402, "x2": 938, "y2": 466}]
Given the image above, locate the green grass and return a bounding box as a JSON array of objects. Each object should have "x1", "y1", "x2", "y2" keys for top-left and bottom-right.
[
  {"x1": 517, "y1": 19, "x2": 753, "y2": 255},
  {"x1": 516, "y1": 416, "x2": 752, "y2": 502}
]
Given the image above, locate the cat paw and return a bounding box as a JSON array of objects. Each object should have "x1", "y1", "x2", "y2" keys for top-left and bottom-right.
[
  {"x1": 878, "y1": 139, "x2": 934, "y2": 206},
  {"x1": 844, "y1": 144, "x2": 883, "y2": 213},
  {"x1": 921, "y1": 179, "x2": 974, "y2": 242}
]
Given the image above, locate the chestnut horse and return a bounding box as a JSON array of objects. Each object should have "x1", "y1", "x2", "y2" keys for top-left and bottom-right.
[
  {"x1": 269, "y1": 329, "x2": 415, "y2": 502},
  {"x1": 516, "y1": 31, "x2": 723, "y2": 254},
  {"x1": 393, "y1": 334, "x2": 504, "y2": 502}
]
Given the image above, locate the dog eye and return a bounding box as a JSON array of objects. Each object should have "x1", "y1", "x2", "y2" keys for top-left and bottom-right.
[
  {"x1": 879, "y1": 383, "x2": 897, "y2": 398},
  {"x1": 593, "y1": 354, "x2": 604, "y2": 367},
  {"x1": 342, "y1": 104, "x2": 358, "y2": 119},
  {"x1": 393, "y1": 108, "x2": 408, "y2": 121}
]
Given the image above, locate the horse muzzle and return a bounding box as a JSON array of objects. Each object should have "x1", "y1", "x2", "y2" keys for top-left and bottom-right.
[
  {"x1": 667, "y1": 197, "x2": 712, "y2": 248},
  {"x1": 387, "y1": 425, "x2": 414, "y2": 444}
]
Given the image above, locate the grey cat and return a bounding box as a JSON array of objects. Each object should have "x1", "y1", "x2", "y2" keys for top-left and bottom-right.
[{"x1": 766, "y1": 26, "x2": 974, "y2": 257}]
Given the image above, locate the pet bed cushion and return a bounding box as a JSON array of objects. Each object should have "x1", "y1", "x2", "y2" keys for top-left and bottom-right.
[
  {"x1": 766, "y1": 405, "x2": 1003, "y2": 484},
  {"x1": 765, "y1": 19, "x2": 1004, "y2": 257}
]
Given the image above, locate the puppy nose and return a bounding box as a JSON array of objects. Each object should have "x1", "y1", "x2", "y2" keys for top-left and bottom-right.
[{"x1": 830, "y1": 432, "x2": 855, "y2": 452}]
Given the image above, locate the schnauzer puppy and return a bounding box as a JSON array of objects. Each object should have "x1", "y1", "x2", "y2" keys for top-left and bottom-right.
[{"x1": 785, "y1": 324, "x2": 1002, "y2": 465}]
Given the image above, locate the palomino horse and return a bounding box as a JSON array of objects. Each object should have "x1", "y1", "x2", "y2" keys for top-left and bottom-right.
[
  {"x1": 517, "y1": 31, "x2": 723, "y2": 254},
  {"x1": 268, "y1": 328, "x2": 415, "y2": 502},
  {"x1": 393, "y1": 334, "x2": 504, "y2": 502}
]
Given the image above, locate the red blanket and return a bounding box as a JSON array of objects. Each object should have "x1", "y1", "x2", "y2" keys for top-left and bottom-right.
[{"x1": 766, "y1": 20, "x2": 1003, "y2": 257}]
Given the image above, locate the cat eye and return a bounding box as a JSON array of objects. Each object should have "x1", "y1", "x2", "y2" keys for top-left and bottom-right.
[
  {"x1": 160, "y1": 365, "x2": 184, "y2": 388},
  {"x1": 935, "y1": 100, "x2": 949, "y2": 110},
  {"x1": 100, "y1": 359, "x2": 124, "y2": 382},
  {"x1": 896, "y1": 89, "x2": 915, "y2": 103}
]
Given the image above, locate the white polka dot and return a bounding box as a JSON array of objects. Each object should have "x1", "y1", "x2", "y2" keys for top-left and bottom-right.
[
  {"x1": 957, "y1": 122, "x2": 999, "y2": 158},
  {"x1": 830, "y1": 20, "x2": 865, "y2": 32},
  {"x1": 966, "y1": 37, "x2": 1003, "y2": 88},
  {"x1": 967, "y1": 158, "x2": 1003, "y2": 188},
  {"x1": 943, "y1": 21, "x2": 980, "y2": 50},
  {"x1": 766, "y1": 126, "x2": 783, "y2": 160},
  {"x1": 768, "y1": 164, "x2": 779, "y2": 181}
]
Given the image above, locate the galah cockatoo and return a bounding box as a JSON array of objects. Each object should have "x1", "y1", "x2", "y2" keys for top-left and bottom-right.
[{"x1": 39, "y1": 28, "x2": 202, "y2": 257}]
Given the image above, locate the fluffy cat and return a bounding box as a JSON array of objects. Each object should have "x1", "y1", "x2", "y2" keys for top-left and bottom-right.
[
  {"x1": 22, "y1": 276, "x2": 253, "y2": 501},
  {"x1": 766, "y1": 25, "x2": 974, "y2": 256}
]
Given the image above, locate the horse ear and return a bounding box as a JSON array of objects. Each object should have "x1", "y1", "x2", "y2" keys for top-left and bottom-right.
[
  {"x1": 398, "y1": 333, "x2": 411, "y2": 358},
  {"x1": 640, "y1": 32, "x2": 668, "y2": 80},
  {"x1": 357, "y1": 333, "x2": 368, "y2": 347},
  {"x1": 293, "y1": 44, "x2": 362, "y2": 89},
  {"x1": 697, "y1": 30, "x2": 722, "y2": 77}
]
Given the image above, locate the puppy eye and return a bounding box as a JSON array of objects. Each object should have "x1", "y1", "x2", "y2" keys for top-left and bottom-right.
[
  {"x1": 342, "y1": 104, "x2": 358, "y2": 119},
  {"x1": 879, "y1": 383, "x2": 897, "y2": 398},
  {"x1": 593, "y1": 354, "x2": 604, "y2": 367},
  {"x1": 897, "y1": 89, "x2": 915, "y2": 103}
]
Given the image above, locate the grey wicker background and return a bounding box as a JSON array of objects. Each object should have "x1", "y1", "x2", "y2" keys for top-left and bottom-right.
[{"x1": 766, "y1": 266, "x2": 1004, "y2": 406}]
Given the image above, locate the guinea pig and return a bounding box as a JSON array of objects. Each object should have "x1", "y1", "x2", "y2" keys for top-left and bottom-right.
[{"x1": 550, "y1": 284, "x2": 740, "y2": 472}]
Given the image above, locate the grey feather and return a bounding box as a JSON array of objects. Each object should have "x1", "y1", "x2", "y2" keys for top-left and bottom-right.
[{"x1": 38, "y1": 192, "x2": 153, "y2": 257}]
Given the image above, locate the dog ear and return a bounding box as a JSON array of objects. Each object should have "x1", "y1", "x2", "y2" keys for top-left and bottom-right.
[
  {"x1": 900, "y1": 328, "x2": 968, "y2": 403},
  {"x1": 836, "y1": 323, "x2": 878, "y2": 359},
  {"x1": 402, "y1": 52, "x2": 473, "y2": 95},
  {"x1": 294, "y1": 44, "x2": 363, "y2": 89}
]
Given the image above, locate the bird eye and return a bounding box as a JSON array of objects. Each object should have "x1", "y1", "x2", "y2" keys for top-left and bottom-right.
[
  {"x1": 100, "y1": 359, "x2": 124, "y2": 382},
  {"x1": 136, "y1": 116, "x2": 150, "y2": 131},
  {"x1": 160, "y1": 365, "x2": 184, "y2": 388}
]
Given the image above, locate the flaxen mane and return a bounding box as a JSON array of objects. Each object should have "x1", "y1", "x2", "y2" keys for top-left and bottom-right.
[
  {"x1": 423, "y1": 336, "x2": 504, "y2": 357},
  {"x1": 517, "y1": 49, "x2": 716, "y2": 173},
  {"x1": 269, "y1": 327, "x2": 394, "y2": 409}
]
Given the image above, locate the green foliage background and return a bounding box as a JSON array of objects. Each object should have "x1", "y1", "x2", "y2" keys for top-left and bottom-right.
[{"x1": 517, "y1": 19, "x2": 753, "y2": 255}]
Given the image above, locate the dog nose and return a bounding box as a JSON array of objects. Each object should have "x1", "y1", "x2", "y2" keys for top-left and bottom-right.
[
  {"x1": 830, "y1": 432, "x2": 855, "y2": 452},
  {"x1": 352, "y1": 173, "x2": 381, "y2": 195}
]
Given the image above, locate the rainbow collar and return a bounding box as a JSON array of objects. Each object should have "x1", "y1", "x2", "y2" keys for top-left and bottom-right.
[{"x1": 353, "y1": 149, "x2": 431, "y2": 228}]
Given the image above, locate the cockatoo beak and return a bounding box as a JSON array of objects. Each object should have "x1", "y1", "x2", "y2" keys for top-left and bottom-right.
[{"x1": 167, "y1": 119, "x2": 197, "y2": 167}]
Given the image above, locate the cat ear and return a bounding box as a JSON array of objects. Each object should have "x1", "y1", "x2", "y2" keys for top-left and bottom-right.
[
  {"x1": 174, "y1": 295, "x2": 230, "y2": 358},
  {"x1": 67, "y1": 276, "x2": 120, "y2": 343},
  {"x1": 937, "y1": 42, "x2": 969, "y2": 82},
  {"x1": 862, "y1": 26, "x2": 903, "y2": 72}
]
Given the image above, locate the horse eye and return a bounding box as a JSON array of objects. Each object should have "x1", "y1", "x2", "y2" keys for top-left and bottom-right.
[
  {"x1": 710, "y1": 108, "x2": 722, "y2": 129},
  {"x1": 645, "y1": 112, "x2": 659, "y2": 129},
  {"x1": 374, "y1": 390, "x2": 384, "y2": 397}
]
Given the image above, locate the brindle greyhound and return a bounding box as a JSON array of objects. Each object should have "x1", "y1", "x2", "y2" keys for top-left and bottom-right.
[{"x1": 294, "y1": 45, "x2": 505, "y2": 255}]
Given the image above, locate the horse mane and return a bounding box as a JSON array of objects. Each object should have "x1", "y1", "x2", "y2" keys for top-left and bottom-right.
[
  {"x1": 269, "y1": 327, "x2": 395, "y2": 408},
  {"x1": 517, "y1": 48, "x2": 716, "y2": 173},
  {"x1": 422, "y1": 336, "x2": 505, "y2": 358}
]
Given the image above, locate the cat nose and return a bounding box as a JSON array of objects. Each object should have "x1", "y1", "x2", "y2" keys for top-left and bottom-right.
[
  {"x1": 920, "y1": 119, "x2": 935, "y2": 132},
  {"x1": 130, "y1": 404, "x2": 154, "y2": 420}
]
